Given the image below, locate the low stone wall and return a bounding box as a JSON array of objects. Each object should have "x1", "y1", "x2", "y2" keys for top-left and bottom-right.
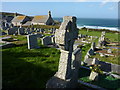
[{"x1": 84, "y1": 59, "x2": 120, "y2": 74}]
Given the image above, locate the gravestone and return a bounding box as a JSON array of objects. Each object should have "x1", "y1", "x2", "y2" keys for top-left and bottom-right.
[
  {"x1": 18, "y1": 27, "x2": 25, "y2": 35},
  {"x1": 91, "y1": 36, "x2": 93, "y2": 40},
  {"x1": 27, "y1": 34, "x2": 38, "y2": 49},
  {"x1": 88, "y1": 49, "x2": 94, "y2": 56},
  {"x1": 72, "y1": 48, "x2": 82, "y2": 69},
  {"x1": 26, "y1": 28, "x2": 31, "y2": 34},
  {"x1": 46, "y1": 16, "x2": 80, "y2": 88},
  {"x1": 89, "y1": 71, "x2": 99, "y2": 81},
  {"x1": 98, "y1": 31, "x2": 106, "y2": 47},
  {"x1": 55, "y1": 16, "x2": 78, "y2": 51},
  {"x1": 55, "y1": 50, "x2": 72, "y2": 80},
  {"x1": 73, "y1": 43, "x2": 81, "y2": 51},
  {"x1": 7, "y1": 27, "x2": 18, "y2": 35},
  {"x1": 91, "y1": 42, "x2": 96, "y2": 51},
  {"x1": 50, "y1": 35, "x2": 55, "y2": 44},
  {"x1": 107, "y1": 49, "x2": 112, "y2": 53},
  {"x1": 41, "y1": 36, "x2": 52, "y2": 46},
  {"x1": 91, "y1": 58, "x2": 99, "y2": 65},
  {"x1": 84, "y1": 54, "x2": 89, "y2": 61}
]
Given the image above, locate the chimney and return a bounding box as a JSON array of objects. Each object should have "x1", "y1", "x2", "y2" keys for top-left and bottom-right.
[
  {"x1": 14, "y1": 12, "x2": 17, "y2": 17},
  {"x1": 48, "y1": 11, "x2": 51, "y2": 17}
]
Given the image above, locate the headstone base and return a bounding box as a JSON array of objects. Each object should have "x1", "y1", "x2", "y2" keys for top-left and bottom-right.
[{"x1": 46, "y1": 76, "x2": 78, "y2": 88}]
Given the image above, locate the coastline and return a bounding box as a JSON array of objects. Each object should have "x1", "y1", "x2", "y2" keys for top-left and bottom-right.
[
  {"x1": 77, "y1": 25, "x2": 119, "y2": 32},
  {"x1": 77, "y1": 25, "x2": 120, "y2": 32}
]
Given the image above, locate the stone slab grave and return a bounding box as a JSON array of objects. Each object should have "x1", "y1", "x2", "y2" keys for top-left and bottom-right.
[
  {"x1": 27, "y1": 34, "x2": 39, "y2": 49},
  {"x1": 46, "y1": 16, "x2": 81, "y2": 88}
]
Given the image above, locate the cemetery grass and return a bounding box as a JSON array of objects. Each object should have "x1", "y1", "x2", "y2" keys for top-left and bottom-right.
[
  {"x1": 79, "y1": 29, "x2": 119, "y2": 42},
  {"x1": 79, "y1": 29, "x2": 119, "y2": 65},
  {"x1": 2, "y1": 35, "x2": 60, "y2": 88}
]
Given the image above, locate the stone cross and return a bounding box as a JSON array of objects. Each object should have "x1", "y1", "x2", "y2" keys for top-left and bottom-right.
[
  {"x1": 55, "y1": 16, "x2": 78, "y2": 52},
  {"x1": 46, "y1": 16, "x2": 80, "y2": 88},
  {"x1": 55, "y1": 49, "x2": 72, "y2": 80}
]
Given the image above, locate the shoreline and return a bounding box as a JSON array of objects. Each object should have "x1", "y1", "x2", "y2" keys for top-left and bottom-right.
[
  {"x1": 78, "y1": 26, "x2": 120, "y2": 33},
  {"x1": 77, "y1": 25, "x2": 119, "y2": 32}
]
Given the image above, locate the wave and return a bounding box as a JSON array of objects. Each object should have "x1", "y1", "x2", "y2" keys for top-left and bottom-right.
[{"x1": 77, "y1": 25, "x2": 119, "y2": 31}]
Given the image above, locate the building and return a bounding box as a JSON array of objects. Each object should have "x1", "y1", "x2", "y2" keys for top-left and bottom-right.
[
  {"x1": 12, "y1": 16, "x2": 31, "y2": 26},
  {"x1": 31, "y1": 11, "x2": 54, "y2": 25}
]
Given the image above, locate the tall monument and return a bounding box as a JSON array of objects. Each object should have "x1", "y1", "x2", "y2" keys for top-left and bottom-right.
[{"x1": 46, "y1": 16, "x2": 81, "y2": 88}]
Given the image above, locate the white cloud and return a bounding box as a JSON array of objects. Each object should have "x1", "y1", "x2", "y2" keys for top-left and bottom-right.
[{"x1": 101, "y1": 0, "x2": 119, "y2": 6}]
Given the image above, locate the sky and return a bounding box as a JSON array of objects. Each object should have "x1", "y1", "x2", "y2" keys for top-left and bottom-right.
[{"x1": 1, "y1": 1, "x2": 118, "y2": 19}]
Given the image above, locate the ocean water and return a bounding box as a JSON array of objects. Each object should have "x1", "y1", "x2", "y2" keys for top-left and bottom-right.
[{"x1": 54, "y1": 18, "x2": 119, "y2": 31}]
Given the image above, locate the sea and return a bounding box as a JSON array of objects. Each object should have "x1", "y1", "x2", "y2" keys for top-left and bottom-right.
[{"x1": 54, "y1": 18, "x2": 119, "y2": 31}]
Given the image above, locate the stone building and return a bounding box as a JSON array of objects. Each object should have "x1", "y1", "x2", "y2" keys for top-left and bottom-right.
[
  {"x1": 12, "y1": 16, "x2": 31, "y2": 26},
  {"x1": 31, "y1": 11, "x2": 54, "y2": 25}
]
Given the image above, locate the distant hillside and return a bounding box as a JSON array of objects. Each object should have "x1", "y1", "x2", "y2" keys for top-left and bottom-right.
[
  {"x1": 0, "y1": 12, "x2": 24, "y2": 16},
  {"x1": 0, "y1": 12, "x2": 34, "y2": 20}
]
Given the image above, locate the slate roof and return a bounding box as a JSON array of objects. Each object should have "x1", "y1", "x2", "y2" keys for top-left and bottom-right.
[
  {"x1": 32, "y1": 15, "x2": 49, "y2": 23},
  {"x1": 22, "y1": 21, "x2": 32, "y2": 26},
  {"x1": 12, "y1": 16, "x2": 26, "y2": 23}
]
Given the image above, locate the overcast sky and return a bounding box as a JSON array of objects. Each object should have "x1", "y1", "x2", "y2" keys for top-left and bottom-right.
[{"x1": 1, "y1": 1, "x2": 118, "y2": 19}]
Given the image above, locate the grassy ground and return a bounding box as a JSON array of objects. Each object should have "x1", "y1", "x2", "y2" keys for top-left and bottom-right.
[
  {"x1": 79, "y1": 67, "x2": 120, "y2": 89},
  {"x1": 2, "y1": 35, "x2": 60, "y2": 88},
  {"x1": 79, "y1": 29, "x2": 119, "y2": 65},
  {"x1": 79, "y1": 29, "x2": 119, "y2": 42},
  {"x1": 2, "y1": 29, "x2": 119, "y2": 88},
  {"x1": 81, "y1": 44, "x2": 91, "y2": 61}
]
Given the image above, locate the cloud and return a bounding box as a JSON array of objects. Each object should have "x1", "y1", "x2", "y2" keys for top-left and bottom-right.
[{"x1": 101, "y1": 0, "x2": 119, "y2": 6}]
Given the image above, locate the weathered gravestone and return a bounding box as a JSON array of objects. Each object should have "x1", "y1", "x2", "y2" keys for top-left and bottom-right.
[
  {"x1": 7, "y1": 27, "x2": 18, "y2": 35},
  {"x1": 107, "y1": 49, "x2": 112, "y2": 53},
  {"x1": 55, "y1": 16, "x2": 78, "y2": 52},
  {"x1": 26, "y1": 28, "x2": 31, "y2": 35},
  {"x1": 18, "y1": 27, "x2": 25, "y2": 35},
  {"x1": 46, "y1": 16, "x2": 80, "y2": 88},
  {"x1": 98, "y1": 31, "x2": 106, "y2": 47},
  {"x1": 89, "y1": 58, "x2": 100, "y2": 81},
  {"x1": 91, "y1": 42, "x2": 96, "y2": 51},
  {"x1": 89, "y1": 71, "x2": 99, "y2": 81},
  {"x1": 41, "y1": 36, "x2": 52, "y2": 46},
  {"x1": 27, "y1": 34, "x2": 38, "y2": 49},
  {"x1": 91, "y1": 58, "x2": 99, "y2": 65},
  {"x1": 72, "y1": 48, "x2": 82, "y2": 69},
  {"x1": 51, "y1": 35, "x2": 55, "y2": 44}
]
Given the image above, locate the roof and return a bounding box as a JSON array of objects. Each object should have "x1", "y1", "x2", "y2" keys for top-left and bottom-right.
[
  {"x1": 32, "y1": 15, "x2": 49, "y2": 23},
  {"x1": 22, "y1": 21, "x2": 32, "y2": 26},
  {"x1": 12, "y1": 16, "x2": 26, "y2": 23}
]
